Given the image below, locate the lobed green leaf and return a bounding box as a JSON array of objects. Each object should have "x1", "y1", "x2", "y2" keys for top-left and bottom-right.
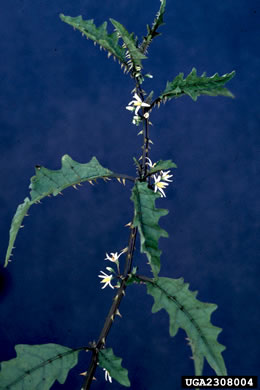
[
  {"x1": 4, "y1": 197, "x2": 31, "y2": 268},
  {"x1": 159, "y1": 68, "x2": 235, "y2": 103},
  {"x1": 140, "y1": 0, "x2": 166, "y2": 54},
  {"x1": 60, "y1": 14, "x2": 128, "y2": 70},
  {"x1": 29, "y1": 155, "x2": 112, "y2": 200},
  {"x1": 99, "y1": 348, "x2": 130, "y2": 387},
  {"x1": 110, "y1": 18, "x2": 147, "y2": 72},
  {"x1": 131, "y1": 182, "x2": 168, "y2": 277},
  {"x1": 0, "y1": 343, "x2": 81, "y2": 390},
  {"x1": 4, "y1": 155, "x2": 114, "y2": 267},
  {"x1": 146, "y1": 277, "x2": 227, "y2": 376}
]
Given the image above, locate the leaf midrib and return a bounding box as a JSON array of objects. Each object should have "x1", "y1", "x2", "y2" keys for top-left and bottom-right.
[{"x1": 149, "y1": 280, "x2": 223, "y2": 373}]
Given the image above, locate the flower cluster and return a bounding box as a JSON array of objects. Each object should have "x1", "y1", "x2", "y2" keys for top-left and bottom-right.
[
  {"x1": 126, "y1": 93, "x2": 150, "y2": 125},
  {"x1": 98, "y1": 248, "x2": 127, "y2": 290},
  {"x1": 147, "y1": 158, "x2": 173, "y2": 198}
]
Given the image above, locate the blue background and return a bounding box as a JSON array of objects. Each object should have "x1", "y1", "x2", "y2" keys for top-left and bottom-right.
[{"x1": 0, "y1": 0, "x2": 259, "y2": 388}]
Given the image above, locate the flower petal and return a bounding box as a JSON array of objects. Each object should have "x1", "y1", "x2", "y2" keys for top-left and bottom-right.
[
  {"x1": 133, "y1": 93, "x2": 141, "y2": 102},
  {"x1": 126, "y1": 106, "x2": 134, "y2": 111}
]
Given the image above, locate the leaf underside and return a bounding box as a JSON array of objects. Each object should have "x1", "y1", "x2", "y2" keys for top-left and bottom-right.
[
  {"x1": 4, "y1": 155, "x2": 113, "y2": 266},
  {"x1": 160, "y1": 68, "x2": 235, "y2": 102},
  {"x1": 131, "y1": 182, "x2": 168, "y2": 277},
  {"x1": 0, "y1": 343, "x2": 81, "y2": 390},
  {"x1": 140, "y1": 0, "x2": 166, "y2": 54},
  {"x1": 99, "y1": 348, "x2": 130, "y2": 387},
  {"x1": 146, "y1": 277, "x2": 227, "y2": 376}
]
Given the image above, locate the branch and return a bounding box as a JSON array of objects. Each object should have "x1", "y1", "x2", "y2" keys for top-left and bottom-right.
[{"x1": 82, "y1": 226, "x2": 137, "y2": 389}]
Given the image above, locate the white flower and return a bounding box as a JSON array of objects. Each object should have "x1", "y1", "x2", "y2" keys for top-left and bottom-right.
[
  {"x1": 160, "y1": 170, "x2": 173, "y2": 182},
  {"x1": 126, "y1": 93, "x2": 150, "y2": 115},
  {"x1": 103, "y1": 368, "x2": 112, "y2": 383},
  {"x1": 105, "y1": 251, "x2": 124, "y2": 263},
  {"x1": 153, "y1": 175, "x2": 169, "y2": 197},
  {"x1": 98, "y1": 271, "x2": 114, "y2": 289},
  {"x1": 153, "y1": 170, "x2": 173, "y2": 197},
  {"x1": 146, "y1": 157, "x2": 156, "y2": 168}
]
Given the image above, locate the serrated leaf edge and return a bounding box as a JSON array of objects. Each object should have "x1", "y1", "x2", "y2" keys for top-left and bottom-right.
[
  {"x1": 99, "y1": 348, "x2": 130, "y2": 387},
  {"x1": 139, "y1": 0, "x2": 166, "y2": 54},
  {"x1": 60, "y1": 14, "x2": 129, "y2": 72},
  {"x1": 131, "y1": 182, "x2": 169, "y2": 277},
  {"x1": 4, "y1": 156, "x2": 116, "y2": 266},
  {"x1": 146, "y1": 277, "x2": 227, "y2": 376},
  {"x1": 0, "y1": 344, "x2": 83, "y2": 390},
  {"x1": 157, "y1": 68, "x2": 235, "y2": 105}
]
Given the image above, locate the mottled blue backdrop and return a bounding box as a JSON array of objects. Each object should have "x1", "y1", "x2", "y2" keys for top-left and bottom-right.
[{"x1": 0, "y1": 0, "x2": 259, "y2": 389}]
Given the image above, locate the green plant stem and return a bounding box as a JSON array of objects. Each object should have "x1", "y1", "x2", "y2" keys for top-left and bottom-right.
[{"x1": 81, "y1": 226, "x2": 137, "y2": 390}]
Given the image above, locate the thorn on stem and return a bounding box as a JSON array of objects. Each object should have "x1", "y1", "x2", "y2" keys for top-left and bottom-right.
[{"x1": 116, "y1": 309, "x2": 122, "y2": 318}]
